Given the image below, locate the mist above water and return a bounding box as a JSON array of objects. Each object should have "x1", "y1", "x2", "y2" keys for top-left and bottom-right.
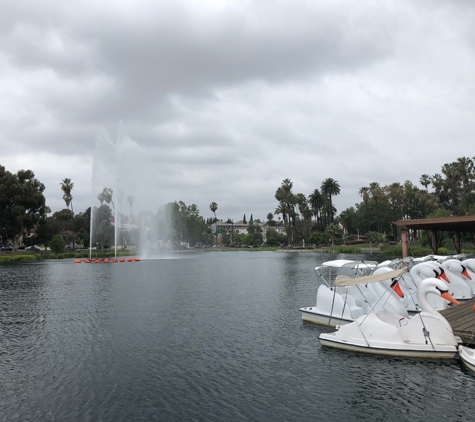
[{"x1": 90, "y1": 122, "x2": 173, "y2": 258}]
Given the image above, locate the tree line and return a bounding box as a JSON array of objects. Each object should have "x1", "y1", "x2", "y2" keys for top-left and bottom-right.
[
  {"x1": 271, "y1": 156, "x2": 475, "y2": 247},
  {"x1": 1, "y1": 156, "x2": 474, "y2": 250}
]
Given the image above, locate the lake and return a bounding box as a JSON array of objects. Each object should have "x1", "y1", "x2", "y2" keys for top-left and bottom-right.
[{"x1": 1, "y1": 251, "x2": 475, "y2": 421}]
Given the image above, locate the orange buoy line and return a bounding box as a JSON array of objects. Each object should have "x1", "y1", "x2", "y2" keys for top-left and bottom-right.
[{"x1": 78, "y1": 257, "x2": 141, "y2": 263}]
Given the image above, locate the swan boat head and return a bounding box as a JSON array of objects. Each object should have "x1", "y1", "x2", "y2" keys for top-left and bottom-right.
[{"x1": 417, "y1": 277, "x2": 460, "y2": 313}]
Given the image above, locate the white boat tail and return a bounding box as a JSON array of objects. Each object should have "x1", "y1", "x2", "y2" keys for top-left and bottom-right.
[
  {"x1": 459, "y1": 346, "x2": 475, "y2": 371},
  {"x1": 300, "y1": 307, "x2": 353, "y2": 327},
  {"x1": 301, "y1": 259, "x2": 383, "y2": 326}
]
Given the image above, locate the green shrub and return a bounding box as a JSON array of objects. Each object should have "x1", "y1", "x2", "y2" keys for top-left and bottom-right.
[
  {"x1": 49, "y1": 235, "x2": 66, "y2": 254},
  {"x1": 382, "y1": 245, "x2": 402, "y2": 256},
  {"x1": 407, "y1": 246, "x2": 432, "y2": 257}
]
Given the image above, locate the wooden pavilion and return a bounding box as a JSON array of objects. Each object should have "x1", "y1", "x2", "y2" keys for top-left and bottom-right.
[{"x1": 394, "y1": 216, "x2": 475, "y2": 258}]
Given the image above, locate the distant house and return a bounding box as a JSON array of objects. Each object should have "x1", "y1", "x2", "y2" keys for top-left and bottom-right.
[{"x1": 211, "y1": 220, "x2": 276, "y2": 243}]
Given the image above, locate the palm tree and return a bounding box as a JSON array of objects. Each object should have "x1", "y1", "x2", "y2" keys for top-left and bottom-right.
[
  {"x1": 369, "y1": 182, "x2": 383, "y2": 232},
  {"x1": 325, "y1": 223, "x2": 340, "y2": 248},
  {"x1": 321, "y1": 178, "x2": 340, "y2": 222},
  {"x1": 419, "y1": 174, "x2": 431, "y2": 192},
  {"x1": 209, "y1": 202, "x2": 218, "y2": 246},
  {"x1": 308, "y1": 188, "x2": 323, "y2": 231},
  {"x1": 60, "y1": 178, "x2": 75, "y2": 249},
  {"x1": 266, "y1": 213, "x2": 274, "y2": 224},
  {"x1": 127, "y1": 196, "x2": 135, "y2": 224},
  {"x1": 275, "y1": 179, "x2": 295, "y2": 245},
  {"x1": 358, "y1": 186, "x2": 370, "y2": 232},
  {"x1": 274, "y1": 202, "x2": 287, "y2": 225}
]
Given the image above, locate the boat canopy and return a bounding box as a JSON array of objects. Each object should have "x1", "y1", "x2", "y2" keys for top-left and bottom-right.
[
  {"x1": 341, "y1": 261, "x2": 378, "y2": 269},
  {"x1": 335, "y1": 268, "x2": 408, "y2": 287},
  {"x1": 315, "y1": 259, "x2": 355, "y2": 271}
]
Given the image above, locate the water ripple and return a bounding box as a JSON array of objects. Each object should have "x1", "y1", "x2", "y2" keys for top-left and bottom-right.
[{"x1": 2, "y1": 254, "x2": 475, "y2": 421}]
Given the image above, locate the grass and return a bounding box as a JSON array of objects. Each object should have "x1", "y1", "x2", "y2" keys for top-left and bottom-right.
[{"x1": 0, "y1": 249, "x2": 139, "y2": 264}]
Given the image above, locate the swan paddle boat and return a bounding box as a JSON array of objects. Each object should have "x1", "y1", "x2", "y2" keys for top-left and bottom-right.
[
  {"x1": 300, "y1": 259, "x2": 379, "y2": 326},
  {"x1": 400, "y1": 262, "x2": 452, "y2": 314},
  {"x1": 459, "y1": 346, "x2": 475, "y2": 372},
  {"x1": 440, "y1": 259, "x2": 473, "y2": 300},
  {"x1": 319, "y1": 274, "x2": 461, "y2": 358}
]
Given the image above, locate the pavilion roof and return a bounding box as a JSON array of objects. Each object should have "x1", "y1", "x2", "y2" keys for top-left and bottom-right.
[{"x1": 394, "y1": 216, "x2": 475, "y2": 232}]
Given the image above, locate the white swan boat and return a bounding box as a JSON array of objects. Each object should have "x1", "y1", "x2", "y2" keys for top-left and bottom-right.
[
  {"x1": 319, "y1": 274, "x2": 461, "y2": 358},
  {"x1": 440, "y1": 259, "x2": 474, "y2": 300},
  {"x1": 401, "y1": 262, "x2": 451, "y2": 314},
  {"x1": 300, "y1": 259, "x2": 379, "y2": 326},
  {"x1": 459, "y1": 345, "x2": 475, "y2": 372}
]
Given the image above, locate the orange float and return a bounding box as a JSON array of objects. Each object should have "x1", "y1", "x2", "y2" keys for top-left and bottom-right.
[
  {"x1": 127, "y1": 258, "x2": 133, "y2": 262},
  {"x1": 74, "y1": 259, "x2": 81, "y2": 264},
  {"x1": 134, "y1": 258, "x2": 141, "y2": 262},
  {"x1": 112, "y1": 258, "x2": 118, "y2": 263},
  {"x1": 104, "y1": 258, "x2": 109, "y2": 263},
  {"x1": 120, "y1": 258, "x2": 125, "y2": 262},
  {"x1": 84, "y1": 259, "x2": 90, "y2": 263}
]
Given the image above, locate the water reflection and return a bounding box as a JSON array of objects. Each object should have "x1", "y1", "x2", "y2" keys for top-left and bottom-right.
[{"x1": 1, "y1": 253, "x2": 475, "y2": 421}]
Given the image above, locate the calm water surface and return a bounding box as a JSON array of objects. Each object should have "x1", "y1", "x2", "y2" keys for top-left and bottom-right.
[{"x1": 1, "y1": 251, "x2": 475, "y2": 421}]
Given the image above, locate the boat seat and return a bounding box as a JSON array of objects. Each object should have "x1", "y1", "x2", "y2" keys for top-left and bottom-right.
[{"x1": 375, "y1": 309, "x2": 409, "y2": 328}]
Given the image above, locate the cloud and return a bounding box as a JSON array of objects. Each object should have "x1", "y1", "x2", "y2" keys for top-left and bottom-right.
[{"x1": 1, "y1": 0, "x2": 475, "y2": 221}]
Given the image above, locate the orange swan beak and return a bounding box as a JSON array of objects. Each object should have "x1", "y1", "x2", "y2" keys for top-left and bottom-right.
[
  {"x1": 437, "y1": 270, "x2": 450, "y2": 283},
  {"x1": 390, "y1": 280, "x2": 404, "y2": 298},
  {"x1": 441, "y1": 292, "x2": 460, "y2": 306}
]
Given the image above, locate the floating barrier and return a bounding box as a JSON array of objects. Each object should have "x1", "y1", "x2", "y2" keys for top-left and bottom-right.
[{"x1": 76, "y1": 257, "x2": 140, "y2": 264}]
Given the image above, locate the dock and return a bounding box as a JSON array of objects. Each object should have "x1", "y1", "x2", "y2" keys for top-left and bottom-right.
[{"x1": 440, "y1": 299, "x2": 475, "y2": 345}]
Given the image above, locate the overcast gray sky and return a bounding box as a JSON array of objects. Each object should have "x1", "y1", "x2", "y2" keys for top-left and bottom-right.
[{"x1": 2, "y1": 0, "x2": 474, "y2": 222}]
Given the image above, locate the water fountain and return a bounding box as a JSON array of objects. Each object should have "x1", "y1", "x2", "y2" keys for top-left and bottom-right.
[{"x1": 89, "y1": 122, "x2": 173, "y2": 259}]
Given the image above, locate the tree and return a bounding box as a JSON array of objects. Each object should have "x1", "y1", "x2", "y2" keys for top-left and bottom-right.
[
  {"x1": 321, "y1": 178, "x2": 340, "y2": 223},
  {"x1": 92, "y1": 204, "x2": 114, "y2": 249},
  {"x1": 49, "y1": 234, "x2": 66, "y2": 254},
  {"x1": 275, "y1": 179, "x2": 295, "y2": 245},
  {"x1": 0, "y1": 166, "x2": 48, "y2": 249},
  {"x1": 127, "y1": 195, "x2": 135, "y2": 224},
  {"x1": 420, "y1": 174, "x2": 431, "y2": 192},
  {"x1": 325, "y1": 223, "x2": 342, "y2": 247},
  {"x1": 247, "y1": 221, "x2": 263, "y2": 246},
  {"x1": 265, "y1": 227, "x2": 286, "y2": 246},
  {"x1": 60, "y1": 178, "x2": 75, "y2": 249},
  {"x1": 209, "y1": 202, "x2": 218, "y2": 246},
  {"x1": 369, "y1": 182, "x2": 383, "y2": 232},
  {"x1": 359, "y1": 186, "x2": 370, "y2": 232},
  {"x1": 266, "y1": 213, "x2": 274, "y2": 224},
  {"x1": 98, "y1": 188, "x2": 115, "y2": 210},
  {"x1": 308, "y1": 189, "x2": 323, "y2": 231}
]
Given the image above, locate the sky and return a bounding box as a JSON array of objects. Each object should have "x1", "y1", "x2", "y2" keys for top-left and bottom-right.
[{"x1": 1, "y1": 0, "x2": 475, "y2": 222}]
